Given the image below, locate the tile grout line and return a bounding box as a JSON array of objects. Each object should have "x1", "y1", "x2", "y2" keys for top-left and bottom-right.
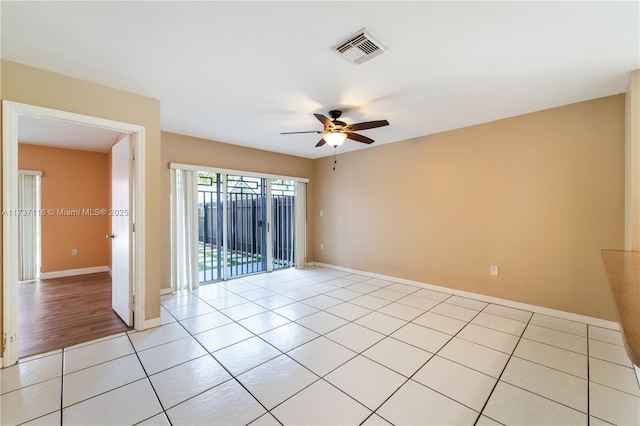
[
  {"x1": 289, "y1": 289, "x2": 447, "y2": 380},
  {"x1": 587, "y1": 325, "x2": 591, "y2": 426},
  {"x1": 496, "y1": 380, "x2": 590, "y2": 417},
  {"x1": 472, "y1": 305, "x2": 534, "y2": 425},
  {"x1": 114, "y1": 275, "x2": 553, "y2": 418},
  {"x1": 273, "y1": 290, "x2": 437, "y2": 424},
  {"x1": 219, "y1": 278, "x2": 379, "y2": 424},
  {"x1": 125, "y1": 331, "x2": 172, "y2": 425},
  {"x1": 41, "y1": 268, "x2": 631, "y2": 425},
  {"x1": 584, "y1": 379, "x2": 640, "y2": 398},
  {"x1": 183, "y1": 273, "x2": 404, "y2": 423},
  {"x1": 468, "y1": 313, "x2": 608, "y2": 421},
  {"x1": 510, "y1": 337, "x2": 640, "y2": 395},
  {"x1": 161, "y1": 303, "x2": 284, "y2": 426},
  {"x1": 253, "y1": 276, "x2": 393, "y2": 420},
  {"x1": 170, "y1": 275, "x2": 522, "y2": 425},
  {"x1": 59, "y1": 376, "x2": 156, "y2": 415},
  {"x1": 28, "y1": 337, "x2": 140, "y2": 420},
  {"x1": 362, "y1": 297, "x2": 491, "y2": 425},
  {"x1": 258, "y1": 273, "x2": 413, "y2": 417},
  {"x1": 508, "y1": 344, "x2": 588, "y2": 381},
  {"x1": 59, "y1": 347, "x2": 64, "y2": 426}
]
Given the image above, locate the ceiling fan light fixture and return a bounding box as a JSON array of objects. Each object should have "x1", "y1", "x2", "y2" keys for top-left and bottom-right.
[
  {"x1": 281, "y1": 110, "x2": 389, "y2": 148},
  {"x1": 324, "y1": 131, "x2": 347, "y2": 148}
]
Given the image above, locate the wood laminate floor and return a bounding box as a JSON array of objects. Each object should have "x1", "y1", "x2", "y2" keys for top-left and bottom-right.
[{"x1": 18, "y1": 272, "x2": 132, "y2": 358}]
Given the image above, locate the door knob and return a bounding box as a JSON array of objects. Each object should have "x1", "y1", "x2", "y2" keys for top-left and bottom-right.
[{"x1": 106, "y1": 234, "x2": 116, "y2": 239}]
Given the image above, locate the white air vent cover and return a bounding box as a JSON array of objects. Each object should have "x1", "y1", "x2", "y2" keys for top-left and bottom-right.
[{"x1": 334, "y1": 28, "x2": 388, "y2": 64}]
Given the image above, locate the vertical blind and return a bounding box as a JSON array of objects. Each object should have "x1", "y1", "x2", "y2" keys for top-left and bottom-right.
[
  {"x1": 295, "y1": 181, "x2": 307, "y2": 268},
  {"x1": 170, "y1": 168, "x2": 199, "y2": 292},
  {"x1": 18, "y1": 171, "x2": 41, "y2": 281}
]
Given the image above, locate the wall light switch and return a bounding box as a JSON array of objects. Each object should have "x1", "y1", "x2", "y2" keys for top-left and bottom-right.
[
  {"x1": 320, "y1": 209, "x2": 324, "y2": 217},
  {"x1": 490, "y1": 265, "x2": 499, "y2": 276},
  {"x1": 72, "y1": 249, "x2": 78, "y2": 257},
  {"x1": 320, "y1": 244, "x2": 324, "y2": 250}
]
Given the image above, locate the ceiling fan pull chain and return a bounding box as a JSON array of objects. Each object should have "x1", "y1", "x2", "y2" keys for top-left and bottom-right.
[{"x1": 333, "y1": 148, "x2": 337, "y2": 171}]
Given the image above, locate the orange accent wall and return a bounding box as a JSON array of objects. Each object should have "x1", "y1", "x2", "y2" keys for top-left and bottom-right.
[{"x1": 18, "y1": 144, "x2": 110, "y2": 273}]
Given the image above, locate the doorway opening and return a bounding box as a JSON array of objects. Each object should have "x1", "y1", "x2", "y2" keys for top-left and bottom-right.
[
  {"x1": 3, "y1": 101, "x2": 147, "y2": 367},
  {"x1": 16, "y1": 128, "x2": 130, "y2": 359}
]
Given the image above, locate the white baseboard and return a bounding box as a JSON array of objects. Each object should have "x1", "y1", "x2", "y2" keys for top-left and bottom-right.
[
  {"x1": 314, "y1": 262, "x2": 620, "y2": 331},
  {"x1": 107, "y1": 267, "x2": 112, "y2": 278},
  {"x1": 160, "y1": 287, "x2": 174, "y2": 296},
  {"x1": 39, "y1": 266, "x2": 110, "y2": 280},
  {"x1": 143, "y1": 317, "x2": 163, "y2": 329}
]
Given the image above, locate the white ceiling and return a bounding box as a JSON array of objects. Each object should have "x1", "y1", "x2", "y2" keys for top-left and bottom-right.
[
  {"x1": 2, "y1": 1, "x2": 638, "y2": 159},
  {"x1": 18, "y1": 115, "x2": 122, "y2": 153}
]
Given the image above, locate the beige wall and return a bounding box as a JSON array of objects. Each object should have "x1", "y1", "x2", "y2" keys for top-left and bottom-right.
[
  {"x1": 1, "y1": 60, "x2": 163, "y2": 347},
  {"x1": 160, "y1": 132, "x2": 315, "y2": 289},
  {"x1": 0, "y1": 58, "x2": 632, "y2": 361},
  {"x1": 314, "y1": 95, "x2": 625, "y2": 320},
  {"x1": 19, "y1": 144, "x2": 110, "y2": 272},
  {"x1": 626, "y1": 70, "x2": 640, "y2": 250}
]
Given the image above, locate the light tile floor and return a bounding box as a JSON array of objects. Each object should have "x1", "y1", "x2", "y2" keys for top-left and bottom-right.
[{"x1": 3, "y1": 267, "x2": 640, "y2": 425}]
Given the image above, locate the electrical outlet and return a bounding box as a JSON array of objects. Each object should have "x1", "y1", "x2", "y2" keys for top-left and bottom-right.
[
  {"x1": 320, "y1": 244, "x2": 324, "y2": 250},
  {"x1": 72, "y1": 249, "x2": 78, "y2": 257},
  {"x1": 490, "y1": 265, "x2": 499, "y2": 276}
]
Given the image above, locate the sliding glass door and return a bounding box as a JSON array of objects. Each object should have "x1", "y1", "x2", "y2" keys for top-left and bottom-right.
[
  {"x1": 197, "y1": 172, "x2": 295, "y2": 283},
  {"x1": 226, "y1": 175, "x2": 267, "y2": 278},
  {"x1": 271, "y1": 179, "x2": 295, "y2": 270}
]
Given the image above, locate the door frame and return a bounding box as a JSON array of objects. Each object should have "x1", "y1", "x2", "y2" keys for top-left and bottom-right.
[{"x1": 2, "y1": 100, "x2": 147, "y2": 367}]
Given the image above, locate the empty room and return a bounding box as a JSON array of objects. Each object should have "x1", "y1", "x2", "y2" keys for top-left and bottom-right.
[{"x1": 1, "y1": 2, "x2": 639, "y2": 425}]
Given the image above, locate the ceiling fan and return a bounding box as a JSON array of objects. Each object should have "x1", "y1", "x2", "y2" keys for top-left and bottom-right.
[{"x1": 281, "y1": 110, "x2": 389, "y2": 148}]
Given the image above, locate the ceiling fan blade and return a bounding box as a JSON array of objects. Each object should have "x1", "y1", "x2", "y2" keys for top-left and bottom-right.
[
  {"x1": 314, "y1": 113, "x2": 333, "y2": 128},
  {"x1": 345, "y1": 120, "x2": 389, "y2": 131},
  {"x1": 280, "y1": 130, "x2": 322, "y2": 135},
  {"x1": 315, "y1": 138, "x2": 326, "y2": 147},
  {"x1": 346, "y1": 132, "x2": 375, "y2": 144}
]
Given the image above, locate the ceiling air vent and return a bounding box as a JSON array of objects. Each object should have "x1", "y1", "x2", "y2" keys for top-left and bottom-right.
[{"x1": 333, "y1": 28, "x2": 388, "y2": 64}]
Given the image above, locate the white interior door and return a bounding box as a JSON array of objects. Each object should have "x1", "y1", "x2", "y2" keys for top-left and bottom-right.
[{"x1": 111, "y1": 135, "x2": 133, "y2": 326}]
